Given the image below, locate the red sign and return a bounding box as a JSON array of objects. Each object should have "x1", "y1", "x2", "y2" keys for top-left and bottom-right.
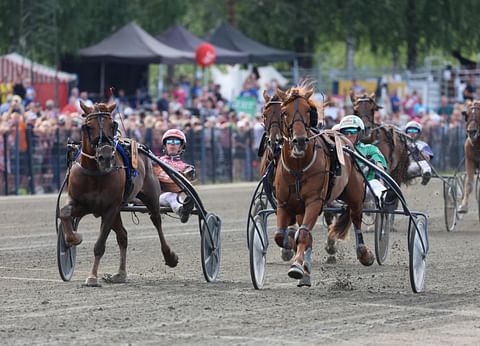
[{"x1": 195, "y1": 43, "x2": 216, "y2": 67}]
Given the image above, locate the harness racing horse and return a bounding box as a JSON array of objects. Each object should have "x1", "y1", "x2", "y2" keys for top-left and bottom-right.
[
  {"x1": 350, "y1": 91, "x2": 410, "y2": 187},
  {"x1": 459, "y1": 100, "x2": 480, "y2": 213},
  {"x1": 259, "y1": 90, "x2": 283, "y2": 177},
  {"x1": 274, "y1": 86, "x2": 374, "y2": 285},
  {"x1": 59, "y1": 102, "x2": 178, "y2": 286}
]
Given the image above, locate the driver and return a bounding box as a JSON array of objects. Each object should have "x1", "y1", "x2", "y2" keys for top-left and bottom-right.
[
  {"x1": 404, "y1": 121, "x2": 433, "y2": 185},
  {"x1": 154, "y1": 129, "x2": 195, "y2": 223},
  {"x1": 339, "y1": 115, "x2": 388, "y2": 204}
]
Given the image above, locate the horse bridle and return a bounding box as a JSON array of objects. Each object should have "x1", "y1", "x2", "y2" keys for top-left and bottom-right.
[
  {"x1": 263, "y1": 100, "x2": 283, "y2": 155},
  {"x1": 81, "y1": 111, "x2": 117, "y2": 162},
  {"x1": 465, "y1": 105, "x2": 480, "y2": 141},
  {"x1": 282, "y1": 96, "x2": 311, "y2": 145}
]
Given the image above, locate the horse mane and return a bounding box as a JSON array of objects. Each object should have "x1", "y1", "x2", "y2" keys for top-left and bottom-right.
[{"x1": 284, "y1": 81, "x2": 327, "y2": 123}]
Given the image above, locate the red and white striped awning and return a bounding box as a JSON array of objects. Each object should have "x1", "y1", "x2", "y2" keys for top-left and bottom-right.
[{"x1": 0, "y1": 52, "x2": 77, "y2": 84}]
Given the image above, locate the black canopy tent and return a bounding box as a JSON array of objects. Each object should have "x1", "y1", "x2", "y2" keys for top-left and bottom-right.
[
  {"x1": 205, "y1": 22, "x2": 296, "y2": 64},
  {"x1": 72, "y1": 22, "x2": 194, "y2": 95},
  {"x1": 156, "y1": 24, "x2": 249, "y2": 65}
]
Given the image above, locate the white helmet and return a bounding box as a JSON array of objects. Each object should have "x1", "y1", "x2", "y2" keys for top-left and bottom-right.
[
  {"x1": 405, "y1": 121, "x2": 422, "y2": 133},
  {"x1": 332, "y1": 123, "x2": 341, "y2": 131},
  {"x1": 339, "y1": 115, "x2": 365, "y2": 131}
]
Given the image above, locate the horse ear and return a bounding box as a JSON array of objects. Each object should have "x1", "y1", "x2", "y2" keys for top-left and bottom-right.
[
  {"x1": 263, "y1": 90, "x2": 270, "y2": 103},
  {"x1": 276, "y1": 88, "x2": 287, "y2": 101},
  {"x1": 107, "y1": 103, "x2": 117, "y2": 113},
  {"x1": 369, "y1": 92, "x2": 376, "y2": 101},
  {"x1": 349, "y1": 89, "x2": 356, "y2": 103},
  {"x1": 462, "y1": 111, "x2": 468, "y2": 121},
  {"x1": 79, "y1": 101, "x2": 92, "y2": 115}
]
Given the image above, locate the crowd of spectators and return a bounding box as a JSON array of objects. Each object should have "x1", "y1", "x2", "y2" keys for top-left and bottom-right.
[{"x1": 0, "y1": 73, "x2": 474, "y2": 195}]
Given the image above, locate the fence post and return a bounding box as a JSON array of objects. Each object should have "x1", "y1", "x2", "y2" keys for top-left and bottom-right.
[
  {"x1": 210, "y1": 126, "x2": 215, "y2": 184},
  {"x1": 54, "y1": 128, "x2": 61, "y2": 191},
  {"x1": 14, "y1": 123, "x2": 19, "y2": 195},
  {"x1": 3, "y1": 132, "x2": 8, "y2": 195},
  {"x1": 26, "y1": 126, "x2": 35, "y2": 194}
]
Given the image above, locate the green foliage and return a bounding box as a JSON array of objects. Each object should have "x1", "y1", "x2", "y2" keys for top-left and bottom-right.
[{"x1": 1, "y1": 0, "x2": 479, "y2": 71}]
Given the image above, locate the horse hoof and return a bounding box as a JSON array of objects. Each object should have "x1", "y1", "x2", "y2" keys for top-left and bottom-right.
[
  {"x1": 297, "y1": 274, "x2": 311, "y2": 287},
  {"x1": 288, "y1": 263, "x2": 304, "y2": 280},
  {"x1": 458, "y1": 206, "x2": 468, "y2": 214},
  {"x1": 102, "y1": 272, "x2": 126, "y2": 283},
  {"x1": 66, "y1": 233, "x2": 83, "y2": 246},
  {"x1": 325, "y1": 239, "x2": 337, "y2": 255},
  {"x1": 83, "y1": 276, "x2": 101, "y2": 287},
  {"x1": 281, "y1": 248, "x2": 294, "y2": 261},
  {"x1": 165, "y1": 252, "x2": 179, "y2": 268},
  {"x1": 325, "y1": 255, "x2": 337, "y2": 264},
  {"x1": 357, "y1": 246, "x2": 375, "y2": 266}
]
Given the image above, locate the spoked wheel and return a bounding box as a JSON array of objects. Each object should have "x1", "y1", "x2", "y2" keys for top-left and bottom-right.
[
  {"x1": 408, "y1": 215, "x2": 428, "y2": 293},
  {"x1": 249, "y1": 214, "x2": 268, "y2": 289},
  {"x1": 374, "y1": 213, "x2": 391, "y2": 265},
  {"x1": 247, "y1": 193, "x2": 268, "y2": 249},
  {"x1": 56, "y1": 218, "x2": 79, "y2": 281},
  {"x1": 201, "y1": 213, "x2": 221, "y2": 282},
  {"x1": 476, "y1": 175, "x2": 480, "y2": 222},
  {"x1": 443, "y1": 179, "x2": 457, "y2": 232}
]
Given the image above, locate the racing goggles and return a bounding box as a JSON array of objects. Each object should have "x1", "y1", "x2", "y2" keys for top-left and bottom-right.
[
  {"x1": 406, "y1": 128, "x2": 420, "y2": 134},
  {"x1": 166, "y1": 139, "x2": 182, "y2": 145},
  {"x1": 340, "y1": 128, "x2": 359, "y2": 135}
]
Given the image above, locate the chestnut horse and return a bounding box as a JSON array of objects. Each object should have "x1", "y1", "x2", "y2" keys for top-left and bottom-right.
[
  {"x1": 350, "y1": 91, "x2": 410, "y2": 188},
  {"x1": 59, "y1": 102, "x2": 178, "y2": 286},
  {"x1": 274, "y1": 86, "x2": 374, "y2": 285},
  {"x1": 459, "y1": 100, "x2": 480, "y2": 213},
  {"x1": 259, "y1": 90, "x2": 284, "y2": 177}
]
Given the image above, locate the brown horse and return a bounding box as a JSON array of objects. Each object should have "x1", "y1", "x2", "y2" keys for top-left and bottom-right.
[
  {"x1": 259, "y1": 90, "x2": 284, "y2": 177},
  {"x1": 350, "y1": 91, "x2": 410, "y2": 187},
  {"x1": 459, "y1": 100, "x2": 480, "y2": 213},
  {"x1": 59, "y1": 102, "x2": 178, "y2": 286},
  {"x1": 274, "y1": 85, "x2": 373, "y2": 285}
]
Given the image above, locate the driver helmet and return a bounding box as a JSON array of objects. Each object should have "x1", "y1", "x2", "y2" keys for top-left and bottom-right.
[
  {"x1": 162, "y1": 128, "x2": 187, "y2": 155},
  {"x1": 339, "y1": 115, "x2": 365, "y2": 131},
  {"x1": 162, "y1": 128, "x2": 187, "y2": 145},
  {"x1": 405, "y1": 120, "x2": 422, "y2": 135}
]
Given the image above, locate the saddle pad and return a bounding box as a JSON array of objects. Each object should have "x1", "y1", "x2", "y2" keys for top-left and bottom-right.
[
  {"x1": 131, "y1": 140, "x2": 138, "y2": 169},
  {"x1": 335, "y1": 135, "x2": 346, "y2": 166}
]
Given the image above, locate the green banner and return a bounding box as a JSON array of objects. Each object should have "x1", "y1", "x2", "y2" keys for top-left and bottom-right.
[{"x1": 232, "y1": 96, "x2": 257, "y2": 118}]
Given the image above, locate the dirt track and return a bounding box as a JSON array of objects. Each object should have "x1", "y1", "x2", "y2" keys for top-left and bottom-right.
[{"x1": 1, "y1": 179, "x2": 480, "y2": 345}]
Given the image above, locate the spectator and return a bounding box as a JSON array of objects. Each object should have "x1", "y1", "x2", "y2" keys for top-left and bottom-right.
[{"x1": 463, "y1": 75, "x2": 476, "y2": 102}]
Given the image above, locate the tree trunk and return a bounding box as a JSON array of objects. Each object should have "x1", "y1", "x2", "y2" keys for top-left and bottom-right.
[
  {"x1": 346, "y1": 35, "x2": 356, "y2": 79},
  {"x1": 406, "y1": 0, "x2": 418, "y2": 71}
]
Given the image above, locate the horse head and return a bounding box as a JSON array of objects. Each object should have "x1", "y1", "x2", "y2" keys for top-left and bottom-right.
[
  {"x1": 262, "y1": 90, "x2": 283, "y2": 156},
  {"x1": 350, "y1": 90, "x2": 382, "y2": 138},
  {"x1": 463, "y1": 100, "x2": 480, "y2": 141},
  {"x1": 80, "y1": 101, "x2": 118, "y2": 173},
  {"x1": 278, "y1": 85, "x2": 314, "y2": 158}
]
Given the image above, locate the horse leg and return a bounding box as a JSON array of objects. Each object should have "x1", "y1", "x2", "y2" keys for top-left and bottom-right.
[
  {"x1": 459, "y1": 157, "x2": 475, "y2": 213},
  {"x1": 350, "y1": 203, "x2": 374, "y2": 266},
  {"x1": 288, "y1": 201, "x2": 321, "y2": 284},
  {"x1": 104, "y1": 213, "x2": 128, "y2": 283},
  {"x1": 59, "y1": 199, "x2": 87, "y2": 245},
  {"x1": 85, "y1": 210, "x2": 118, "y2": 286},
  {"x1": 274, "y1": 208, "x2": 296, "y2": 250}
]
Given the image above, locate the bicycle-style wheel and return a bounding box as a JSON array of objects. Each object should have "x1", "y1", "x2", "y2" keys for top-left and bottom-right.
[
  {"x1": 374, "y1": 213, "x2": 391, "y2": 265},
  {"x1": 201, "y1": 213, "x2": 221, "y2": 282},
  {"x1": 57, "y1": 218, "x2": 79, "y2": 281},
  {"x1": 409, "y1": 215, "x2": 428, "y2": 293},
  {"x1": 443, "y1": 179, "x2": 457, "y2": 232},
  {"x1": 249, "y1": 214, "x2": 268, "y2": 289}
]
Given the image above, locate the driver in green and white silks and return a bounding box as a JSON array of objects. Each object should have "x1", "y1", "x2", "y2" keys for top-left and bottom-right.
[{"x1": 339, "y1": 115, "x2": 388, "y2": 204}]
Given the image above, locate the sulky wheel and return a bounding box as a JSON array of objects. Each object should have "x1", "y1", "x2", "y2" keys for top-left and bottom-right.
[
  {"x1": 247, "y1": 193, "x2": 268, "y2": 250},
  {"x1": 443, "y1": 179, "x2": 457, "y2": 232},
  {"x1": 57, "y1": 217, "x2": 79, "y2": 281},
  {"x1": 409, "y1": 215, "x2": 428, "y2": 293},
  {"x1": 476, "y1": 175, "x2": 480, "y2": 222},
  {"x1": 201, "y1": 213, "x2": 221, "y2": 282},
  {"x1": 374, "y1": 213, "x2": 391, "y2": 265},
  {"x1": 249, "y1": 214, "x2": 268, "y2": 289}
]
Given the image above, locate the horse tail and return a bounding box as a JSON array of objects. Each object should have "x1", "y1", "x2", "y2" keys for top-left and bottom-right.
[{"x1": 328, "y1": 207, "x2": 352, "y2": 240}]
